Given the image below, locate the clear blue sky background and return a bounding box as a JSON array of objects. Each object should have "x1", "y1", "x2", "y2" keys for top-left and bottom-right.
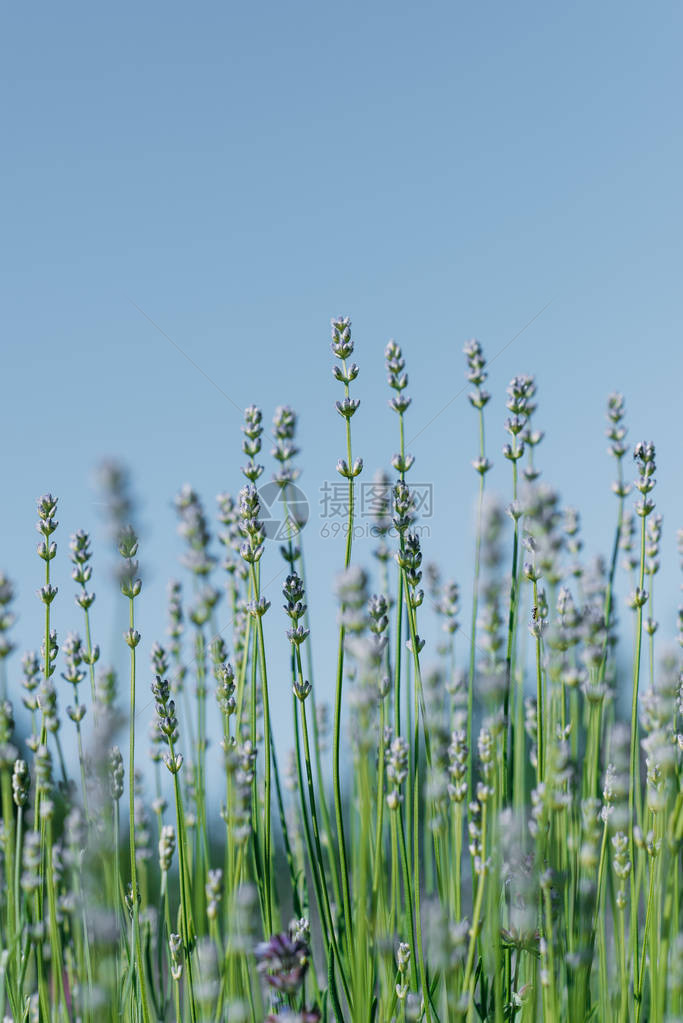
[{"x1": 2, "y1": 2, "x2": 681, "y2": 765}]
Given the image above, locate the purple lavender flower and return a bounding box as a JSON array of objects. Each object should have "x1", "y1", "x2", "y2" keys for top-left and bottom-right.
[{"x1": 255, "y1": 931, "x2": 311, "y2": 994}]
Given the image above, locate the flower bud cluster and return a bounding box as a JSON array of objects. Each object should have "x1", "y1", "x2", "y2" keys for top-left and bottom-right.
[
  {"x1": 524, "y1": 485, "x2": 564, "y2": 585},
  {"x1": 283, "y1": 573, "x2": 310, "y2": 650},
  {"x1": 147, "y1": 641, "x2": 167, "y2": 679},
  {"x1": 395, "y1": 940, "x2": 411, "y2": 1001},
  {"x1": 61, "y1": 632, "x2": 88, "y2": 725},
  {"x1": 633, "y1": 441, "x2": 656, "y2": 518},
  {"x1": 151, "y1": 676, "x2": 182, "y2": 774},
  {"x1": 0, "y1": 701, "x2": 17, "y2": 770},
  {"x1": 611, "y1": 831, "x2": 631, "y2": 909},
  {"x1": 468, "y1": 798, "x2": 489, "y2": 875},
  {"x1": 158, "y1": 824, "x2": 176, "y2": 872},
  {"x1": 241, "y1": 405, "x2": 264, "y2": 483},
  {"x1": 332, "y1": 318, "x2": 363, "y2": 483},
  {"x1": 619, "y1": 513, "x2": 638, "y2": 574},
  {"x1": 37, "y1": 675, "x2": 60, "y2": 735},
  {"x1": 336, "y1": 455, "x2": 363, "y2": 479},
  {"x1": 21, "y1": 830, "x2": 42, "y2": 897},
  {"x1": 463, "y1": 339, "x2": 493, "y2": 476},
  {"x1": 545, "y1": 725, "x2": 573, "y2": 812},
  {"x1": 169, "y1": 932, "x2": 184, "y2": 980},
  {"x1": 503, "y1": 376, "x2": 535, "y2": 463},
  {"x1": 272, "y1": 405, "x2": 300, "y2": 489},
  {"x1": 36, "y1": 495, "x2": 59, "y2": 573},
  {"x1": 69, "y1": 529, "x2": 96, "y2": 612},
  {"x1": 348, "y1": 593, "x2": 388, "y2": 669},
  {"x1": 563, "y1": 507, "x2": 583, "y2": 578},
  {"x1": 436, "y1": 581, "x2": 459, "y2": 635},
  {"x1": 117, "y1": 526, "x2": 141, "y2": 599},
  {"x1": 645, "y1": 512, "x2": 662, "y2": 577},
  {"x1": 393, "y1": 481, "x2": 416, "y2": 535},
  {"x1": 109, "y1": 745, "x2": 124, "y2": 800},
  {"x1": 217, "y1": 492, "x2": 246, "y2": 580},
  {"x1": 464, "y1": 339, "x2": 491, "y2": 412},
  {"x1": 477, "y1": 587, "x2": 505, "y2": 669},
  {"x1": 369, "y1": 469, "x2": 393, "y2": 565},
  {"x1": 385, "y1": 340, "x2": 414, "y2": 475},
  {"x1": 0, "y1": 575, "x2": 16, "y2": 662},
  {"x1": 226, "y1": 740, "x2": 257, "y2": 845},
  {"x1": 239, "y1": 484, "x2": 265, "y2": 565},
  {"x1": 93, "y1": 666, "x2": 116, "y2": 715},
  {"x1": 336, "y1": 566, "x2": 369, "y2": 635},
  {"x1": 331, "y1": 316, "x2": 354, "y2": 360},
  {"x1": 477, "y1": 725, "x2": 495, "y2": 794},
  {"x1": 206, "y1": 868, "x2": 223, "y2": 921},
  {"x1": 166, "y1": 580, "x2": 186, "y2": 693},
  {"x1": 149, "y1": 715, "x2": 165, "y2": 765},
  {"x1": 633, "y1": 825, "x2": 661, "y2": 859},
  {"x1": 397, "y1": 532, "x2": 423, "y2": 608},
  {"x1": 215, "y1": 661, "x2": 236, "y2": 719},
  {"x1": 175, "y1": 485, "x2": 216, "y2": 578},
  {"x1": 255, "y1": 929, "x2": 312, "y2": 996},
  {"x1": 448, "y1": 729, "x2": 468, "y2": 802},
  {"x1": 386, "y1": 340, "x2": 412, "y2": 417},
  {"x1": 606, "y1": 393, "x2": 630, "y2": 498},
  {"x1": 385, "y1": 731, "x2": 409, "y2": 809},
  {"x1": 368, "y1": 593, "x2": 389, "y2": 637},
  {"x1": 12, "y1": 758, "x2": 30, "y2": 807}
]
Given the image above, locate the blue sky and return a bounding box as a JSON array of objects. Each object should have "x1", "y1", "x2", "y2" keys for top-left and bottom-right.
[{"x1": 2, "y1": 2, "x2": 681, "y2": 761}]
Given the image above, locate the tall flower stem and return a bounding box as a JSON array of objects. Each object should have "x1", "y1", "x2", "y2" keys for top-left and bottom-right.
[
  {"x1": 331, "y1": 316, "x2": 362, "y2": 954},
  {"x1": 117, "y1": 526, "x2": 151, "y2": 1023},
  {"x1": 463, "y1": 340, "x2": 492, "y2": 803},
  {"x1": 249, "y1": 563, "x2": 274, "y2": 935},
  {"x1": 502, "y1": 376, "x2": 534, "y2": 801},
  {"x1": 629, "y1": 441, "x2": 656, "y2": 976},
  {"x1": 127, "y1": 595, "x2": 151, "y2": 1023}
]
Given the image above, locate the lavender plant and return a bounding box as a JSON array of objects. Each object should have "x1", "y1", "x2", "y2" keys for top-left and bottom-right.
[{"x1": 0, "y1": 320, "x2": 680, "y2": 1023}]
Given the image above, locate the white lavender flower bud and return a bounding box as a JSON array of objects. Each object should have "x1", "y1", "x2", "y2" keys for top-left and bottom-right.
[
  {"x1": 21, "y1": 831, "x2": 42, "y2": 896},
  {"x1": 206, "y1": 868, "x2": 223, "y2": 921},
  {"x1": 36, "y1": 494, "x2": 58, "y2": 536},
  {"x1": 293, "y1": 678, "x2": 312, "y2": 701},
  {"x1": 331, "y1": 316, "x2": 354, "y2": 359},
  {"x1": 336, "y1": 396, "x2": 360, "y2": 419},
  {"x1": 158, "y1": 824, "x2": 176, "y2": 872},
  {"x1": 169, "y1": 932, "x2": 184, "y2": 980},
  {"x1": 109, "y1": 746, "x2": 124, "y2": 800},
  {"x1": 386, "y1": 735, "x2": 409, "y2": 787},
  {"x1": 396, "y1": 941, "x2": 411, "y2": 996},
  {"x1": 611, "y1": 831, "x2": 631, "y2": 881},
  {"x1": 12, "y1": 759, "x2": 30, "y2": 807}
]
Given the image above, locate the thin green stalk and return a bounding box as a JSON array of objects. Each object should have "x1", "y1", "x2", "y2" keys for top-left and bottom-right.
[
  {"x1": 169, "y1": 751, "x2": 198, "y2": 1023},
  {"x1": 504, "y1": 460, "x2": 520, "y2": 803},
  {"x1": 126, "y1": 594, "x2": 152, "y2": 1023},
  {"x1": 297, "y1": 546, "x2": 343, "y2": 914},
  {"x1": 332, "y1": 389, "x2": 357, "y2": 962},
  {"x1": 249, "y1": 563, "x2": 274, "y2": 935},
  {"x1": 45, "y1": 816, "x2": 70, "y2": 1022},
  {"x1": 467, "y1": 410, "x2": 487, "y2": 804},
  {"x1": 629, "y1": 512, "x2": 647, "y2": 978}
]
